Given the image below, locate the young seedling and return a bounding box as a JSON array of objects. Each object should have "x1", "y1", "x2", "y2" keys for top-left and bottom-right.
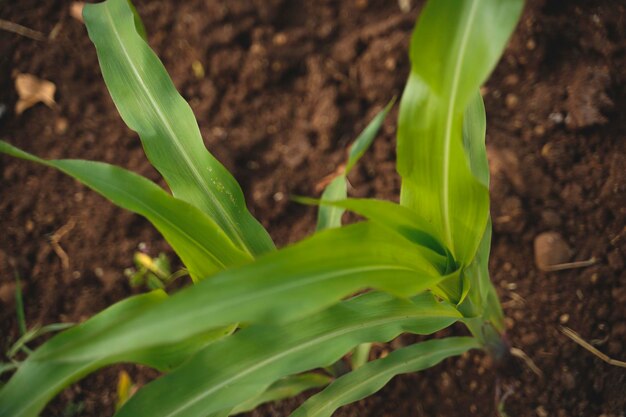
[{"x1": 0, "y1": 0, "x2": 523, "y2": 416}]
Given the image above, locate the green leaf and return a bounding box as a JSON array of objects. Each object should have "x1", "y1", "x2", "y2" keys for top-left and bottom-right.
[
  {"x1": 6, "y1": 323, "x2": 74, "y2": 359},
  {"x1": 350, "y1": 343, "x2": 372, "y2": 370},
  {"x1": 0, "y1": 223, "x2": 445, "y2": 417},
  {"x1": 462, "y1": 92, "x2": 489, "y2": 187},
  {"x1": 125, "y1": 0, "x2": 147, "y2": 41},
  {"x1": 397, "y1": 0, "x2": 523, "y2": 265},
  {"x1": 316, "y1": 100, "x2": 394, "y2": 231},
  {"x1": 0, "y1": 291, "x2": 236, "y2": 417},
  {"x1": 345, "y1": 99, "x2": 395, "y2": 174},
  {"x1": 304, "y1": 197, "x2": 448, "y2": 263},
  {"x1": 82, "y1": 0, "x2": 274, "y2": 256},
  {"x1": 290, "y1": 337, "x2": 479, "y2": 417},
  {"x1": 116, "y1": 292, "x2": 460, "y2": 417},
  {"x1": 231, "y1": 373, "x2": 331, "y2": 415},
  {"x1": 316, "y1": 176, "x2": 347, "y2": 231},
  {"x1": 0, "y1": 141, "x2": 252, "y2": 280}
]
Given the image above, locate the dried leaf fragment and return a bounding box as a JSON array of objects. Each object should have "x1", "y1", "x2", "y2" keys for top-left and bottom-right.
[
  {"x1": 14, "y1": 73, "x2": 56, "y2": 115},
  {"x1": 70, "y1": 2, "x2": 85, "y2": 23}
]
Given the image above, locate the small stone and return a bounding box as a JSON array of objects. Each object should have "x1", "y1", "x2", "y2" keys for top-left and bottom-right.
[
  {"x1": 384, "y1": 57, "x2": 397, "y2": 71},
  {"x1": 273, "y1": 192, "x2": 284, "y2": 202},
  {"x1": 272, "y1": 32, "x2": 287, "y2": 46},
  {"x1": 526, "y1": 39, "x2": 536, "y2": 50},
  {"x1": 504, "y1": 74, "x2": 519, "y2": 86},
  {"x1": 0, "y1": 281, "x2": 17, "y2": 304},
  {"x1": 559, "y1": 313, "x2": 570, "y2": 324},
  {"x1": 505, "y1": 94, "x2": 519, "y2": 109},
  {"x1": 549, "y1": 112, "x2": 564, "y2": 124},
  {"x1": 55, "y1": 117, "x2": 68, "y2": 134},
  {"x1": 533, "y1": 124, "x2": 546, "y2": 137},
  {"x1": 521, "y1": 332, "x2": 539, "y2": 346},
  {"x1": 534, "y1": 232, "x2": 573, "y2": 271},
  {"x1": 536, "y1": 406, "x2": 548, "y2": 417},
  {"x1": 505, "y1": 317, "x2": 515, "y2": 329}
]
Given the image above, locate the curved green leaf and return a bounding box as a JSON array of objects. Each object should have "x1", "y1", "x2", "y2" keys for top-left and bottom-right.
[
  {"x1": 317, "y1": 100, "x2": 394, "y2": 231},
  {"x1": 316, "y1": 176, "x2": 347, "y2": 231},
  {"x1": 231, "y1": 373, "x2": 332, "y2": 415},
  {"x1": 0, "y1": 222, "x2": 445, "y2": 417},
  {"x1": 0, "y1": 291, "x2": 236, "y2": 417},
  {"x1": 397, "y1": 0, "x2": 523, "y2": 264},
  {"x1": 290, "y1": 337, "x2": 479, "y2": 417},
  {"x1": 0, "y1": 141, "x2": 252, "y2": 280},
  {"x1": 83, "y1": 0, "x2": 274, "y2": 256},
  {"x1": 462, "y1": 92, "x2": 489, "y2": 187},
  {"x1": 304, "y1": 197, "x2": 448, "y2": 263},
  {"x1": 116, "y1": 292, "x2": 461, "y2": 417}
]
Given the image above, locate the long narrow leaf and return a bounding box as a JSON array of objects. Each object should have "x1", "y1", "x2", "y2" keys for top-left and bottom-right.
[
  {"x1": 231, "y1": 373, "x2": 332, "y2": 415},
  {"x1": 116, "y1": 292, "x2": 461, "y2": 417},
  {"x1": 0, "y1": 141, "x2": 252, "y2": 280},
  {"x1": 82, "y1": 0, "x2": 274, "y2": 256},
  {"x1": 303, "y1": 197, "x2": 448, "y2": 263},
  {"x1": 317, "y1": 100, "x2": 393, "y2": 231},
  {"x1": 0, "y1": 222, "x2": 445, "y2": 417},
  {"x1": 397, "y1": 0, "x2": 523, "y2": 264},
  {"x1": 317, "y1": 176, "x2": 347, "y2": 231},
  {"x1": 0, "y1": 291, "x2": 235, "y2": 417},
  {"x1": 462, "y1": 92, "x2": 489, "y2": 187},
  {"x1": 290, "y1": 337, "x2": 479, "y2": 417}
]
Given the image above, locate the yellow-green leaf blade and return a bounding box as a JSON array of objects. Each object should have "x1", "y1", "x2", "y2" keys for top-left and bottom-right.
[
  {"x1": 397, "y1": 0, "x2": 523, "y2": 264},
  {"x1": 83, "y1": 0, "x2": 274, "y2": 256},
  {"x1": 290, "y1": 337, "x2": 479, "y2": 417},
  {"x1": 0, "y1": 141, "x2": 251, "y2": 280},
  {"x1": 116, "y1": 292, "x2": 461, "y2": 417}
]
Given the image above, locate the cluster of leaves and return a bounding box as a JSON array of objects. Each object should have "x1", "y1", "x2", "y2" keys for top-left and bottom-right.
[{"x1": 0, "y1": 0, "x2": 522, "y2": 416}]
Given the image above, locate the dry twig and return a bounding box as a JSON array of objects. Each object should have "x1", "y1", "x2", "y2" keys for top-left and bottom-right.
[
  {"x1": 0, "y1": 19, "x2": 46, "y2": 41},
  {"x1": 560, "y1": 326, "x2": 626, "y2": 368},
  {"x1": 49, "y1": 219, "x2": 76, "y2": 271}
]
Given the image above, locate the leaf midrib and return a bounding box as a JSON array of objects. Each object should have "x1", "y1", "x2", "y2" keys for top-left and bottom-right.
[
  {"x1": 440, "y1": 0, "x2": 481, "y2": 251},
  {"x1": 103, "y1": 5, "x2": 249, "y2": 254},
  {"x1": 46, "y1": 265, "x2": 420, "y2": 363},
  {"x1": 159, "y1": 308, "x2": 458, "y2": 417},
  {"x1": 72, "y1": 161, "x2": 231, "y2": 270},
  {"x1": 306, "y1": 343, "x2": 469, "y2": 417}
]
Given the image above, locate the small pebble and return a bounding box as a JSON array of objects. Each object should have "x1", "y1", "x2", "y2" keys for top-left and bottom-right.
[
  {"x1": 536, "y1": 406, "x2": 548, "y2": 417},
  {"x1": 533, "y1": 124, "x2": 546, "y2": 137},
  {"x1": 559, "y1": 313, "x2": 570, "y2": 324},
  {"x1": 548, "y1": 112, "x2": 564, "y2": 124},
  {"x1": 534, "y1": 232, "x2": 573, "y2": 271},
  {"x1": 521, "y1": 332, "x2": 539, "y2": 346},
  {"x1": 505, "y1": 317, "x2": 515, "y2": 329},
  {"x1": 505, "y1": 94, "x2": 519, "y2": 109},
  {"x1": 504, "y1": 74, "x2": 519, "y2": 86},
  {"x1": 272, "y1": 33, "x2": 287, "y2": 46},
  {"x1": 54, "y1": 117, "x2": 68, "y2": 134}
]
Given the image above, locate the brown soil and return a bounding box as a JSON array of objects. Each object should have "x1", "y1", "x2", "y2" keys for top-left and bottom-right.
[{"x1": 1, "y1": 0, "x2": 625, "y2": 416}]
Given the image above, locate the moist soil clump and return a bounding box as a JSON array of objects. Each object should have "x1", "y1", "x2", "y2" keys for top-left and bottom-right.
[{"x1": 1, "y1": 1, "x2": 624, "y2": 416}]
